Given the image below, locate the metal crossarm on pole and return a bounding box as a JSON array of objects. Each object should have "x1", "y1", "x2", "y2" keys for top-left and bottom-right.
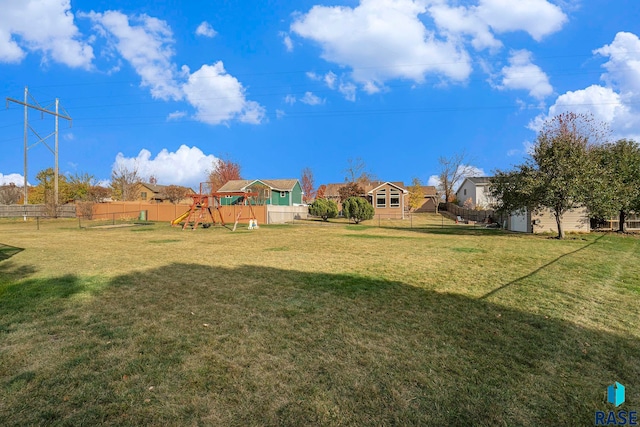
[{"x1": 6, "y1": 86, "x2": 72, "y2": 206}]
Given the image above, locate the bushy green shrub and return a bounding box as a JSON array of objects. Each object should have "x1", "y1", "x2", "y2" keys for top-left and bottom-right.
[
  {"x1": 343, "y1": 196, "x2": 374, "y2": 224},
  {"x1": 309, "y1": 198, "x2": 338, "y2": 221}
]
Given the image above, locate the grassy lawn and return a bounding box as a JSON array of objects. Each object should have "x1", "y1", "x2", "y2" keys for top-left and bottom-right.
[{"x1": 0, "y1": 215, "x2": 639, "y2": 426}]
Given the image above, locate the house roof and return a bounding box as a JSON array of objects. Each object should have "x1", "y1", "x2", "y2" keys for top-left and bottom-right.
[
  {"x1": 366, "y1": 181, "x2": 408, "y2": 194},
  {"x1": 139, "y1": 183, "x2": 195, "y2": 194},
  {"x1": 321, "y1": 181, "x2": 408, "y2": 197},
  {"x1": 421, "y1": 186, "x2": 438, "y2": 197},
  {"x1": 465, "y1": 176, "x2": 492, "y2": 185},
  {"x1": 218, "y1": 179, "x2": 299, "y2": 192}
]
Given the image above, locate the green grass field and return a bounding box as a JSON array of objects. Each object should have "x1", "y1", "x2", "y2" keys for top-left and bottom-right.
[{"x1": 1, "y1": 215, "x2": 639, "y2": 426}]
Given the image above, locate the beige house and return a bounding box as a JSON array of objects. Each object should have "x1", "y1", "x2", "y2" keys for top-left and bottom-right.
[
  {"x1": 320, "y1": 181, "x2": 408, "y2": 218},
  {"x1": 135, "y1": 183, "x2": 194, "y2": 203},
  {"x1": 365, "y1": 181, "x2": 409, "y2": 219},
  {"x1": 508, "y1": 207, "x2": 590, "y2": 234},
  {"x1": 413, "y1": 185, "x2": 439, "y2": 213}
]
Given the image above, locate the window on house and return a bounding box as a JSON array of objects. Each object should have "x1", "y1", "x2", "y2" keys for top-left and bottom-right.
[
  {"x1": 140, "y1": 191, "x2": 147, "y2": 200},
  {"x1": 464, "y1": 189, "x2": 467, "y2": 196},
  {"x1": 376, "y1": 189, "x2": 386, "y2": 208},
  {"x1": 390, "y1": 189, "x2": 400, "y2": 207}
]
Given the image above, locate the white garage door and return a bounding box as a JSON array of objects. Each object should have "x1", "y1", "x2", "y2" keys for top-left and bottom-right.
[{"x1": 510, "y1": 210, "x2": 528, "y2": 233}]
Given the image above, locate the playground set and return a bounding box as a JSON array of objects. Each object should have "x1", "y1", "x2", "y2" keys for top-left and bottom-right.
[{"x1": 171, "y1": 183, "x2": 259, "y2": 231}]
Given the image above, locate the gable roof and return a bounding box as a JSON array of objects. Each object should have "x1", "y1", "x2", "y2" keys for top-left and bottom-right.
[
  {"x1": 139, "y1": 182, "x2": 194, "y2": 195},
  {"x1": 465, "y1": 176, "x2": 492, "y2": 185},
  {"x1": 366, "y1": 181, "x2": 408, "y2": 194},
  {"x1": 421, "y1": 186, "x2": 438, "y2": 196},
  {"x1": 218, "y1": 179, "x2": 299, "y2": 193}
]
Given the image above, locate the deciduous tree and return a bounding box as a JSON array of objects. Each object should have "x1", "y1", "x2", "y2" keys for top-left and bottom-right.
[
  {"x1": 343, "y1": 157, "x2": 375, "y2": 185},
  {"x1": 490, "y1": 112, "x2": 607, "y2": 239},
  {"x1": 338, "y1": 182, "x2": 364, "y2": 202},
  {"x1": 437, "y1": 151, "x2": 479, "y2": 203},
  {"x1": 0, "y1": 183, "x2": 22, "y2": 205},
  {"x1": 316, "y1": 184, "x2": 327, "y2": 200},
  {"x1": 162, "y1": 185, "x2": 189, "y2": 204},
  {"x1": 589, "y1": 139, "x2": 640, "y2": 232},
  {"x1": 301, "y1": 167, "x2": 316, "y2": 203},
  {"x1": 209, "y1": 157, "x2": 242, "y2": 192},
  {"x1": 110, "y1": 166, "x2": 142, "y2": 201},
  {"x1": 343, "y1": 196, "x2": 374, "y2": 224},
  {"x1": 408, "y1": 178, "x2": 425, "y2": 211}
]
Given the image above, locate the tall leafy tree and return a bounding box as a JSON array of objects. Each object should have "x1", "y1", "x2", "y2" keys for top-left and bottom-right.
[
  {"x1": 589, "y1": 139, "x2": 640, "y2": 232},
  {"x1": 408, "y1": 177, "x2": 425, "y2": 211},
  {"x1": 209, "y1": 157, "x2": 242, "y2": 192},
  {"x1": 490, "y1": 112, "x2": 607, "y2": 239}
]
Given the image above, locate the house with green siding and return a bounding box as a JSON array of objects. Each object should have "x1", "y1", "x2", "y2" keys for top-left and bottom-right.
[{"x1": 217, "y1": 179, "x2": 304, "y2": 206}]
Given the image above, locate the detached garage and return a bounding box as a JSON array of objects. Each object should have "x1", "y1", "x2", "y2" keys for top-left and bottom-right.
[{"x1": 508, "y1": 207, "x2": 590, "y2": 234}]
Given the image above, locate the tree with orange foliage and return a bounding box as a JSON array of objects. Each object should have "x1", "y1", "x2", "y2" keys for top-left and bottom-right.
[
  {"x1": 301, "y1": 167, "x2": 316, "y2": 203},
  {"x1": 316, "y1": 184, "x2": 327, "y2": 200},
  {"x1": 209, "y1": 157, "x2": 242, "y2": 192}
]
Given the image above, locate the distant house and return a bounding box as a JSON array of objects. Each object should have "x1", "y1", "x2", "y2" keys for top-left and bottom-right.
[
  {"x1": 217, "y1": 179, "x2": 303, "y2": 206},
  {"x1": 135, "y1": 183, "x2": 194, "y2": 203},
  {"x1": 456, "y1": 177, "x2": 495, "y2": 209},
  {"x1": 320, "y1": 181, "x2": 408, "y2": 218},
  {"x1": 413, "y1": 185, "x2": 439, "y2": 213},
  {"x1": 365, "y1": 181, "x2": 409, "y2": 219},
  {"x1": 508, "y1": 207, "x2": 590, "y2": 234}
]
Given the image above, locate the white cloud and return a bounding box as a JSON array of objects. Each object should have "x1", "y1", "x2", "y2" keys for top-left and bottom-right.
[
  {"x1": 85, "y1": 11, "x2": 182, "y2": 100},
  {"x1": 324, "y1": 71, "x2": 337, "y2": 89},
  {"x1": 300, "y1": 91, "x2": 324, "y2": 105},
  {"x1": 86, "y1": 11, "x2": 265, "y2": 126},
  {"x1": 183, "y1": 62, "x2": 265, "y2": 125},
  {"x1": 498, "y1": 50, "x2": 552, "y2": 99},
  {"x1": 284, "y1": 94, "x2": 296, "y2": 105},
  {"x1": 280, "y1": 31, "x2": 293, "y2": 52},
  {"x1": 291, "y1": 0, "x2": 472, "y2": 92},
  {"x1": 167, "y1": 110, "x2": 187, "y2": 121},
  {"x1": 112, "y1": 145, "x2": 219, "y2": 188},
  {"x1": 339, "y1": 81, "x2": 357, "y2": 102},
  {"x1": 594, "y1": 32, "x2": 640, "y2": 99},
  {"x1": 195, "y1": 22, "x2": 217, "y2": 38},
  {"x1": 531, "y1": 32, "x2": 640, "y2": 139},
  {"x1": 0, "y1": 173, "x2": 26, "y2": 186},
  {"x1": 428, "y1": 3, "x2": 502, "y2": 52},
  {"x1": 476, "y1": 0, "x2": 567, "y2": 42},
  {"x1": 427, "y1": 175, "x2": 440, "y2": 187},
  {"x1": 0, "y1": 0, "x2": 93, "y2": 67},
  {"x1": 276, "y1": 109, "x2": 286, "y2": 119}
]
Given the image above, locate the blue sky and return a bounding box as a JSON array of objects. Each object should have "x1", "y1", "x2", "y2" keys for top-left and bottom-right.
[{"x1": 1, "y1": 0, "x2": 639, "y2": 191}]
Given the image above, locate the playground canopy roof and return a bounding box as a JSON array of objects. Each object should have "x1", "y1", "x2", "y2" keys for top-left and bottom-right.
[{"x1": 218, "y1": 179, "x2": 300, "y2": 193}]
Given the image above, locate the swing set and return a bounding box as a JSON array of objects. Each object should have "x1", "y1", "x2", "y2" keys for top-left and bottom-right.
[{"x1": 170, "y1": 183, "x2": 259, "y2": 231}]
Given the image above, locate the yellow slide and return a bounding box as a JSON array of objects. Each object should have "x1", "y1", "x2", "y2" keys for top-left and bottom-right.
[{"x1": 171, "y1": 210, "x2": 191, "y2": 226}]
